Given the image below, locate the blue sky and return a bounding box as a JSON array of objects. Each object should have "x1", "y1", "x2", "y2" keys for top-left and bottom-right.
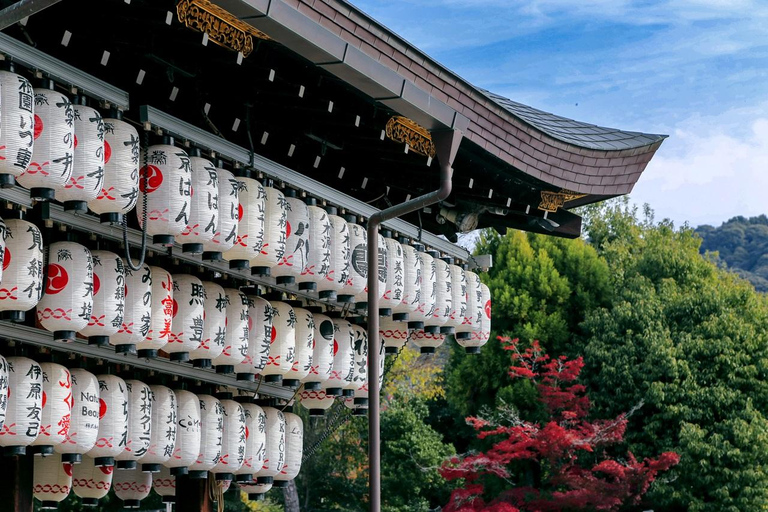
[{"x1": 350, "y1": 0, "x2": 768, "y2": 228}]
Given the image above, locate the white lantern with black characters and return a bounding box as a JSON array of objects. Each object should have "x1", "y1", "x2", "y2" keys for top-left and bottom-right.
[
  {"x1": 0, "y1": 65, "x2": 35, "y2": 187},
  {"x1": 354, "y1": 230, "x2": 387, "y2": 312},
  {"x1": 392, "y1": 241, "x2": 419, "y2": 323},
  {"x1": 0, "y1": 356, "x2": 43, "y2": 455},
  {"x1": 165, "y1": 274, "x2": 205, "y2": 362},
  {"x1": 110, "y1": 262, "x2": 151, "y2": 355},
  {"x1": 413, "y1": 247, "x2": 436, "y2": 332},
  {"x1": 139, "y1": 385, "x2": 176, "y2": 473},
  {"x1": 191, "y1": 281, "x2": 227, "y2": 368},
  {"x1": 79, "y1": 250, "x2": 124, "y2": 346},
  {"x1": 201, "y1": 165, "x2": 238, "y2": 261},
  {"x1": 296, "y1": 198, "x2": 331, "y2": 292},
  {"x1": 471, "y1": 282, "x2": 492, "y2": 352},
  {"x1": 166, "y1": 389, "x2": 200, "y2": 475},
  {"x1": 273, "y1": 189, "x2": 310, "y2": 285},
  {"x1": 304, "y1": 310, "x2": 334, "y2": 390},
  {"x1": 211, "y1": 397, "x2": 245, "y2": 481},
  {"x1": 56, "y1": 368, "x2": 99, "y2": 464},
  {"x1": 261, "y1": 300, "x2": 296, "y2": 385},
  {"x1": 339, "y1": 216, "x2": 366, "y2": 304},
  {"x1": 282, "y1": 305, "x2": 314, "y2": 388},
  {"x1": 347, "y1": 323, "x2": 368, "y2": 404},
  {"x1": 188, "y1": 394, "x2": 223, "y2": 480},
  {"x1": 256, "y1": 406, "x2": 285, "y2": 485},
  {"x1": 72, "y1": 456, "x2": 114, "y2": 507},
  {"x1": 0, "y1": 217, "x2": 6, "y2": 285},
  {"x1": 30, "y1": 362, "x2": 72, "y2": 455},
  {"x1": 33, "y1": 452, "x2": 72, "y2": 509},
  {"x1": 0, "y1": 356, "x2": 8, "y2": 435},
  {"x1": 115, "y1": 379, "x2": 152, "y2": 470},
  {"x1": 86, "y1": 374, "x2": 128, "y2": 467},
  {"x1": 380, "y1": 232, "x2": 404, "y2": 316},
  {"x1": 0, "y1": 218, "x2": 44, "y2": 323},
  {"x1": 455, "y1": 269, "x2": 481, "y2": 352},
  {"x1": 251, "y1": 184, "x2": 287, "y2": 277},
  {"x1": 137, "y1": 266, "x2": 173, "y2": 359},
  {"x1": 178, "y1": 149, "x2": 218, "y2": 254},
  {"x1": 113, "y1": 467, "x2": 152, "y2": 509},
  {"x1": 427, "y1": 252, "x2": 451, "y2": 334},
  {"x1": 212, "y1": 288, "x2": 249, "y2": 374},
  {"x1": 247, "y1": 295, "x2": 273, "y2": 375},
  {"x1": 17, "y1": 79, "x2": 74, "y2": 202},
  {"x1": 223, "y1": 175, "x2": 264, "y2": 269},
  {"x1": 274, "y1": 411, "x2": 303, "y2": 487},
  {"x1": 316, "y1": 207, "x2": 349, "y2": 301},
  {"x1": 234, "y1": 398, "x2": 266, "y2": 483},
  {"x1": 445, "y1": 263, "x2": 467, "y2": 335},
  {"x1": 322, "y1": 316, "x2": 354, "y2": 397}
]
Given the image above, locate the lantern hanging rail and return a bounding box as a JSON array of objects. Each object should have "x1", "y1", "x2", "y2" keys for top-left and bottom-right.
[
  {"x1": 0, "y1": 321, "x2": 296, "y2": 399},
  {"x1": 0, "y1": 0, "x2": 61, "y2": 31},
  {"x1": 139, "y1": 105, "x2": 470, "y2": 262},
  {"x1": 0, "y1": 32, "x2": 130, "y2": 109}
]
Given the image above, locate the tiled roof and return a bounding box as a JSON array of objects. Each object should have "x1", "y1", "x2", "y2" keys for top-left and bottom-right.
[{"x1": 481, "y1": 90, "x2": 667, "y2": 151}]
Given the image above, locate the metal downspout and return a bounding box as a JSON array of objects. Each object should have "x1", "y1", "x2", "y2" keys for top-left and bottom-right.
[{"x1": 366, "y1": 128, "x2": 464, "y2": 512}]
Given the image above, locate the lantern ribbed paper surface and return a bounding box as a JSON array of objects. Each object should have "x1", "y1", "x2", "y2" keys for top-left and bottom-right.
[
  {"x1": 283, "y1": 307, "x2": 314, "y2": 388},
  {"x1": 347, "y1": 323, "x2": 368, "y2": 397},
  {"x1": 338, "y1": 220, "x2": 366, "y2": 303},
  {"x1": 115, "y1": 379, "x2": 152, "y2": 469},
  {"x1": 178, "y1": 153, "x2": 218, "y2": 253},
  {"x1": 273, "y1": 194, "x2": 310, "y2": 284},
  {"x1": 188, "y1": 394, "x2": 223, "y2": 478},
  {"x1": 429, "y1": 256, "x2": 451, "y2": 332},
  {"x1": 234, "y1": 296, "x2": 259, "y2": 381},
  {"x1": 152, "y1": 465, "x2": 176, "y2": 503},
  {"x1": 17, "y1": 83, "x2": 74, "y2": 201},
  {"x1": 299, "y1": 388, "x2": 335, "y2": 417},
  {"x1": 306, "y1": 312, "x2": 334, "y2": 389},
  {"x1": 354, "y1": 231, "x2": 387, "y2": 308},
  {"x1": 110, "y1": 262, "x2": 151, "y2": 354},
  {"x1": 241, "y1": 481, "x2": 273, "y2": 499},
  {"x1": 247, "y1": 296, "x2": 273, "y2": 373},
  {"x1": 0, "y1": 219, "x2": 44, "y2": 322},
  {"x1": 166, "y1": 274, "x2": 205, "y2": 362},
  {"x1": 250, "y1": 186, "x2": 287, "y2": 276},
  {"x1": 33, "y1": 452, "x2": 72, "y2": 509},
  {"x1": 190, "y1": 281, "x2": 227, "y2": 367},
  {"x1": 0, "y1": 357, "x2": 43, "y2": 454},
  {"x1": 88, "y1": 115, "x2": 139, "y2": 224},
  {"x1": 316, "y1": 211, "x2": 349, "y2": 301},
  {"x1": 256, "y1": 407, "x2": 285, "y2": 484},
  {"x1": 413, "y1": 250, "x2": 436, "y2": 330},
  {"x1": 166, "y1": 389, "x2": 200, "y2": 475},
  {"x1": 56, "y1": 368, "x2": 99, "y2": 463},
  {"x1": 137, "y1": 266, "x2": 173, "y2": 359},
  {"x1": 211, "y1": 399, "x2": 245, "y2": 479},
  {"x1": 212, "y1": 288, "x2": 249, "y2": 374},
  {"x1": 261, "y1": 301, "x2": 296, "y2": 383},
  {"x1": 113, "y1": 467, "x2": 151, "y2": 509},
  {"x1": 0, "y1": 356, "x2": 8, "y2": 432},
  {"x1": 380, "y1": 237, "x2": 404, "y2": 313},
  {"x1": 470, "y1": 282, "x2": 492, "y2": 351},
  {"x1": 0, "y1": 70, "x2": 35, "y2": 185},
  {"x1": 413, "y1": 329, "x2": 445, "y2": 354},
  {"x1": 36, "y1": 241, "x2": 93, "y2": 342},
  {"x1": 322, "y1": 318, "x2": 354, "y2": 396},
  {"x1": 274, "y1": 412, "x2": 303, "y2": 486},
  {"x1": 72, "y1": 456, "x2": 113, "y2": 506},
  {"x1": 380, "y1": 316, "x2": 408, "y2": 354},
  {"x1": 444, "y1": 264, "x2": 466, "y2": 334},
  {"x1": 235, "y1": 402, "x2": 266, "y2": 481},
  {"x1": 79, "y1": 250, "x2": 124, "y2": 346},
  {"x1": 56, "y1": 100, "x2": 104, "y2": 212},
  {"x1": 201, "y1": 167, "x2": 238, "y2": 260},
  {"x1": 0, "y1": 218, "x2": 6, "y2": 285},
  {"x1": 30, "y1": 362, "x2": 72, "y2": 454},
  {"x1": 86, "y1": 374, "x2": 127, "y2": 467},
  {"x1": 296, "y1": 202, "x2": 331, "y2": 292},
  {"x1": 137, "y1": 143, "x2": 191, "y2": 246},
  {"x1": 139, "y1": 385, "x2": 176, "y2": 472},
  {"x1": 392, "y1": 243, "x2": 419, "y2": 322},
  {"x1": 456, "y1": 271, "x2": 480, "y2": 349},
  {"x1": 223, "y1": 176, "x2": 264, "y2": 269}
]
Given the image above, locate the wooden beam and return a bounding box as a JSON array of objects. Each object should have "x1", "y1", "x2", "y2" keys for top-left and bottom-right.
[
  {"x1": 175, "y1": 474, "x2": 213, "y2": 512},
  {"x1": 0, "y1": 453, "x2": 34, "y2": 512}
]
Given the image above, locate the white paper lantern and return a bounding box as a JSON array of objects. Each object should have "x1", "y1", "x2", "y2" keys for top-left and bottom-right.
[
  {"x1": 113, "y1": 467, "x2": 151, "y2": 509},
  {"x1": 17, "y1": 80, "x2": 74, "y2": 201},
  {"x1": 152, "y1": 465, "x2": 176, "y2": 503},
  {"x1": 241, "y1": 481, "x2": 273, "y2": 500},
  {"x1": 165, "y1": 274, "x2": 205, "y2": 362},
  {"x1": 380, "y1": 234, "x2": 404, "y2": 315},
  {"x1": 139, "y1": 385, "x2": 176, "y2": 473},
  {"x1": 413, "y1": 329, "x2": 445, "y2": 354},
  {"x1": 392, "y1": 242, "x2": 419, "y2": 323},
  {"x1": 235, "y1": 400, "x2": 266, "y2": 482},
  {"x1": 86, "y1": 374, "x2": 127, "y2": 467},
  {"x1": 33, "y1": 452, "x2": 72, "y2": 509},
  {"x1": 261, "y1": 300, "x2": 296, "y2": 384},
  {"x1": 347, "y1": 323, "x2": 368, "y2": 401},
  {"x1": 414, "y1": 249, "x2": 436, "y2": 332},
  {"x1": 470, "y1": 282, "x2": 492, "y2": 352},
  {"x1": 223, "y1": 176, "x2": 264, "y2": 269},
  {"x1": 0, "y1": 219, "x2": 44, "y2": 322},
  {"x1": 380, "y1": 316, "x2": 409, "y2": 355},
  {"x1": 298, "y1": 388, "x2": 335, "y2": 417},
  {"x1": 30, "y1": 363, "x2": 72, "y2": 454},
  {"x1": 445, "y1": 264, "x2": 467, "y2": 335},
  {"x1": 427, "y1": 254, "x2": 451, "y2": 333},
  {"x1": 0, "y1": 356, "x2": 43, "y2": 454},
  {"x1": 36, "y1": 241, "x2": 93, "y2": 342},
  {"x1": 72, "y1": 455, "x2": 113, "y2": 507},
  {"x1": 56, "y1": 97, "x2": 104, "y2": 213},
  {"x1": 251, "y1": 185, "x2": 287, "y2": 277},
  {"x1": 305, "y1": 311, "x2": 334, "y2": 389},
  {"x1": 274, "y1": 411, "x2": 303, "y2": 486},
  {"x1": 110, "y1": 262, "x2": 151, "y2": 354},
  {"x1": 137, "y1": 266, "x2": 173, "y2": 359},
  {"x1": 273, "y1": 191, "x2": 310, "y2": 285},
  {"x1": 190, "y1": 281, "x2": 227, "y2": 368},
  {"x1": 79, "y1": 250, "x2": 124, "y2": 346},
  {"x1": 339, "y1": 218, "x2": 366, "y2": 304},
  {"x1": 115, "y1": 379, "x2": 152, "y2": 470},
  {"x1": 201, "y1": 166, "x2": 239, "y2": 261},
  {"x1": 283, "y1": 306, "x2": 314, "y2": 388},
  {"x1": 0, "y1": 217, "x2": 6, "y2": 285},
  {"x1": 456, "y1": 270, "x2": 482, "y2": 352},
  {"x1": 353, "y1": 231, "x2": 387, "y2": 312},
  {"x1": 0, "y1": 67, "x2": 35, "y2": 187},
  {"x1": 212, "y1": 288, "x2": 249, "y2": 374},
  {"x1": 296, "y1": 199, "x2": 331, "y2": 292},
  {"x1": 188, "y1": 394, "x2": 223, "y2": 479},
  {"x1": 55, "y1": 368, "x2": 99, "y2": 463},
  {"x1": 211, "y1": 398, "x2": 245, "y2": 480},
  {"x1": 256, "y1": 406, "x2": 285, "y2": 485},
  {"x1": 0, "y1": 356, "x2": 8, "y2": 433},
  {"x1": 247, "y1": 295, "x2": 273, "y2": 374},
  {"x1": 322, "y1": 317, "x2": 355, "y2": 396},
  {"x1": 87, "y1": 112, "x2": 139, "y2": 224},
  {"x1": 166, "y1": 389, "x2": 200, "y2": 475},
  {"x1": 316, "y1": 208, "x2": 349, "y2": 302},
  {"x1": 178, "y1": 150, "x2": 218, "y2": 254}
]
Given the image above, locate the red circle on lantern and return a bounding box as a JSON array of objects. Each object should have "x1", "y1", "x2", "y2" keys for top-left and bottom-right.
[
  {"x1": 104, "y1": 141, "x2": 112, "y2": 164},
  {"x1": 333, "y1": 339, "x2": 339, "y2": 356},
  {"x1": 484, "y1": 300, "x2": 491, "y2": 319},
  {"x1": 124, "y1": 284, "x2": 128, "y2": 297},
  {"x1": 99, "y1": 466, "x2": 114, "y2": 475},
  {"x1": 238, "y1": 203, "x2": 243, "y2": 222},
  {"x1": 74, "y1": 135, "x2": 78, "y2": 149},
  {"x1": 63, "y1": 463, "x2": 73, "y2": 477},
  {"x1": 98, "y1": 398, "x2": 107, "y2": 419},
  {"x1": 270, "y1": 326, "x2": 277, "y2": 343},
  {"x1": 93, "y1": 274, "x2": 101, "y2": 296},
  {"x1": 45, "y1": 264, "x2": 69, "y2": 295},
  {"x1": 172, "y1": 299, "x2": 179, "y2": 318},
  {"x1": 139, "y1": 165, "x2": 163, "y2": 193},
  {"x1": 2, "y1": 248, "x2": 10, "y2": 271},
  {"x1": 245, "y1": 426, "x2": 249, "y2": 440},
  {"x1": 41, "y1": 390, "x2": 47, "y2": 409},
  {"x1": 286, "y1": 222, "x2": 292, "y2": 239},
  {"x1": 33, "y1": 115, "x2": 43, "y2": 140}
]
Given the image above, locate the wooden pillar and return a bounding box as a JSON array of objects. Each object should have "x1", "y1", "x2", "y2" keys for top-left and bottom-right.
[
  {"x1": 175, "y1": 473, "x2": 213, "y2": 512},
  {"x1": 0, "y1": 453, "x2": 34, "y2": 512}
]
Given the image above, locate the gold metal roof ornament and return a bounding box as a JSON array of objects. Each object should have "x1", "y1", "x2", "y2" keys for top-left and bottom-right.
[
  {"x1": 385, "y1": 116, "x2": 436, "y2": 158},
  {"x1": 538, "y1": 189, "x2": 587, "y2": 212},
  {"x1": 176, "y1": 0, "x2": 270, "y2": 58}
]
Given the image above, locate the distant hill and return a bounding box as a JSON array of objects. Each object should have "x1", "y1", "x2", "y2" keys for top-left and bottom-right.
[{"x1": 696, "y1": 215, "x2": 768, "y2": 292}]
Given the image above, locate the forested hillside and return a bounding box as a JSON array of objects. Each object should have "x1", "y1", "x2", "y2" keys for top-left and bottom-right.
[{"x1": 696, "y1": 215, "x2": 768, "y2": 291}]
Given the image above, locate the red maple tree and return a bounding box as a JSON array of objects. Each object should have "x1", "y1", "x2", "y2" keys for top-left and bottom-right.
[{"x1": 440, "y1": 337, "x2": 679, "y2": 512}]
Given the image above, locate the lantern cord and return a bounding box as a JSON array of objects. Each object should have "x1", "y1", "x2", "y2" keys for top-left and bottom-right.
[
  {"x1": 281, "y1": 385, "x2": 301, "y2": 412},
  {"x1": 123, "y1": 130, "x2": 149, "y2": 271}
]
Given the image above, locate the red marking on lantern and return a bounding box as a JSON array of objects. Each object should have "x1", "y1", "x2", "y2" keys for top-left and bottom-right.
[
  {"x1": 100, "y1": 465, "x2": 114, "y2": 475},
  {"x1": 238, "y1": 203, "x2": 243, "y2": 221},
  {"x1": 33, "y1": 115, "x2": 43, "y2": 140},
  {"x1": 270, "y1": 325, "x2": 276, "y2": 343},
  {"x1": 2, "y1": 247, "x2": 10, "y2": 271},
  {"x1": 42, "y1": 390, "x2": 47, "y2": 409},
  {"x1": 104, "y1": 141, "x2": 111, "y2": 164},
  {"x1": 124, "y1": 284, "x2": 128, "y2": 297},
  {"x1": 139, "y1": 164, "x2": 163, "y2": 193},
  {"x1": 73, "y1": 135, "x2": 78, "y2": 149},
  {"x1": 93, "y1": 273, "x2": 101, "y2": 296},
  {"x1": 172, "y1": 298, "x2": 179, "y2": 318},
  {"x1": 245, "y1": 426, "x2": 249, "y2": 440},
  {"x1": 333, "y1": 339, "x2": 338, "y2": 356},
  {"x1": 485, "y1": 300, "x2": 491, "y2": 319},
  {"x1": 98, "y1": 398, "x2": 106, "y2": 419},
  {"x1": 45, "y1": 264, "x2": 69, "y2": 295},
  {"x1": 63, "y1": 463, "x2": 73, "y2": 477},
  {"x1": 286, "y1": 221, "x2": 291, "y2": 238}
]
